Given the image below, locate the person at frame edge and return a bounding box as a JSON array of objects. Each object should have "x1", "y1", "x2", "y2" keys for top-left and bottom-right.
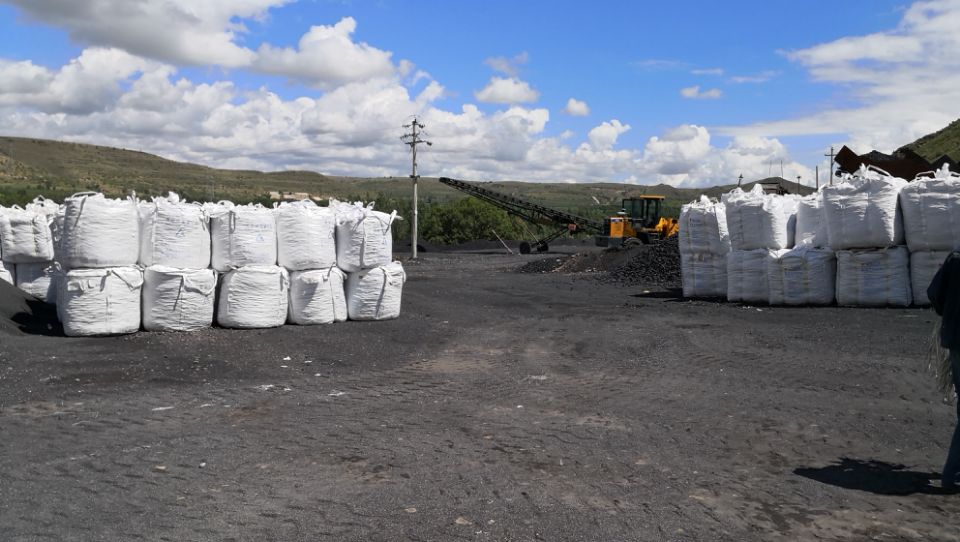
[{"x1": 928, "y1": 250, "x2": 960, "y2": 490}]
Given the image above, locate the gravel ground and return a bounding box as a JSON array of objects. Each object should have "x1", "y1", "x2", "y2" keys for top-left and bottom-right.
[{"x1": 1, "y1": 249, "x2": 958, "y2": 541}]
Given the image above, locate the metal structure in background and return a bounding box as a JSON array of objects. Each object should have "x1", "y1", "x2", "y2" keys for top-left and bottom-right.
[
  {"x1": 438, "y1": 177, "x2": 604, "y2": 254},
  {"x1": 401, "y1": 118, "x2": 431, "y2": 259}
]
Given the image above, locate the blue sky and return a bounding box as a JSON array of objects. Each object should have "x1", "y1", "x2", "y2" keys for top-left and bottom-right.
[{"x1": 0, "y1": 0, "x2": 955, "y2": 186}]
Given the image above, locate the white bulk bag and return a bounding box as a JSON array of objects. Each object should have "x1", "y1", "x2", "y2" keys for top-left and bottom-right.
[
  {"x1": 15, "y1": 261, "x2": 58, "y2": 303},
  {"x1": 723, "y1": 185, "x2": 789, "y2": 250},
  {"x1": 60, "y1": 193, "x2": 140, "y2": 269},
  {"x1": 142, "y1": 266, "x2": 216, "y2": 331},
  {"x1": 0, "y1": 205, "x2": 55, "y2": 263},
  {"x1": 276, "y1": 201, "x2": 337, "y2": 271},
  {"x1": 678, "y1": 196, "x2": 730, "y2": 255},
  {"x1": 727, "y1": 249, "x2": 781, "y2": 304},
  {"x1": 822, "y1": 165, "x2": 907, "y2": 250},
  {"x1": 835, "y1": 247, "x2": 911, "y2": 307},
  {"x1": 139, "y1": 193, "x2": 211, "y2": 268},
  {"x1": 767, "y1": 247, "x2": 836, "y2": 306},
  {"x1": 288, "y1": 267, "x2": 347, "y2": 325},
  {"x1": 795, "y1": 193, "x2": 829, "y2": 248},
  {"x1": 58, "y1": 267, "x2": 143, "y2": 336},
  {"x1": 0, "y1": 261, "x2": 14, "y2": 284},
  {"x1": 899, "y1": 165, "x2": 960, "y2": 251},
  {"x1": 210, "y1": 204, "x2": 277, "y2": 272},
  {"x1": 909, "y1": 250, "x2": 950, "y2": 306},
  {"x1": 336, "y1": 203, "x2": 398, "y2": 272},
  {"x1": 217, "y1": 265, "x2": 289, "y2": 329},
  {"x1": 346, "y1": 261, "x2": 406, "y2": 321},
  {"x1": 25, "y1": 196, "x2": 60, "y2": 217},
  {"x1": 680, "y1": 252, "x2": 727, "y2": 298}
]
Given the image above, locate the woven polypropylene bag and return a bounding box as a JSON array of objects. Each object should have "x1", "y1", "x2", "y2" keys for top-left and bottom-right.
[
  {"x1": 60, "y1": 193, "x2": 139, "y2": 269},
  {"x1": 288, "y1": 267, "x2": 347, "y2": 325},
  {"x1": 142, "y1": 266, "x2": 216, "y2": 331},
  {"x1": 58, "y1": 267, "x2": 143, "y2": 336},
  {"x1": 345, "y1": 261, "x2": 405, "y2": 320}
]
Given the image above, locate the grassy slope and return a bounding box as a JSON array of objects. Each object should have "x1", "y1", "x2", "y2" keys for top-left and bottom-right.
[
  {"x1": 898, "y1": 118, "x2": 960, "y2": 163},
  {"x1": 0, "y1": 135, "x2": 811, "y2": 215}
]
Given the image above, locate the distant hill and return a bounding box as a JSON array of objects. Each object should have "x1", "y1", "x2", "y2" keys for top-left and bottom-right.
[
  {"x1": 0, "y1": 135, "x2": 810, "y2": 215},
  {"x1": 897, "y1": 118, "x2": 960, "y2": 164}
]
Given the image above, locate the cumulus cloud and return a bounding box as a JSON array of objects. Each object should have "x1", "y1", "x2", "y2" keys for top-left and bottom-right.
[
  {"x1": 562, "y1": 98, "x2": 590, "y2": 116},
  {"x1": 0, "y1": 48, "x2": 156, "y2": 114},
  {"x1": 474, "y1": 76, "x2": 540, "y2": 104},
  {"x1": 724, "y1": 0, "x2": 960, "y2": 152},
  {"x1": 253, "y1": 17, "x2": 395, "y2": 88},
  {"x1": 5, "y1": 0, "x2": 285, "y2": 67},
  {"x1": 587, "y1": 120, "x2": 630, "y2": 150},
  {"x1": 6, "y1": 2, "x2": 400, "y2": 88},
  {"x1": 680, "y1": 85, "x2": 722, "y2": 99}
]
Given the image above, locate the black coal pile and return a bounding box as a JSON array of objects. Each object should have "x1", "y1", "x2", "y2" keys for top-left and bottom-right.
[
  {"x1": 516, "y1": 236, "x2": 682, "y2": 287},
  {"x1": 517, "y1": 256, "x2": 568, "y2": 273},
  {"x1": 0, "y1": 281, "x2": 61, "y2": 336},
  {"x1": 605, "y1": 235, "x2": 681, "y2": 287}
]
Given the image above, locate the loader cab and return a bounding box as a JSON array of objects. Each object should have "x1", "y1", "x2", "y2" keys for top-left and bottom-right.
[
  {"x1": 621, "y1": 196, "x2": 664, "y2": 229},
  {"x1": 595, "y1": 195, "x2": 667, "y2": 248}
]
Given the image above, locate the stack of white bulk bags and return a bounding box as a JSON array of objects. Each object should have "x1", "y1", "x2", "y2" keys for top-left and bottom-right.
[
  {"x1": 825, "y1": 165, "x2": 910, "y2": 306},
  {"x1": 727, "y1": 249, "x2": 784, "y2": 304},
  {"x1": 678, "y1": 196, "x2": 729, "y2": 297},
  {"x1": 899, "y1": 164, "x2": 960, "y2": 305},
  {"x1": 835, "y1": 247, "x2": 912, "y2": 307},
  {"x1": 57, "y1": 193, "x2": 142, "y2": 335},
  {"x1": 138, "y1": 193, "x2": 217, "y2": 331},
  {"x1": 767, "y1": 247, "x2": 837, "y2": 305},
  {"x1": 289, "y1": 267, "x2": 347, "y2": 325},
  {"x1": 335, "y1": 201, "x2": 406, "y2": 320},
  {"x1": 278, "y1": 200, "x2": 346, "y2": 325},
  {"x1": 210, "y1": 203, "x2": 277, "y2": 271},
  {"x1": 217, "y1": 265, "x2": 289, "y2": 329},
  {"x1": 58, "y1": 267, "x2": 143, "y2": 336},
  {"x1": 345, "y1": 261, "x2": 406, "y2": 321},
  {"x1": 142, "y1": 267, "x2": 217, "y2": 331},
  {"x1": 210, "y1": 203, "x2": 288, "y2": 329},
  {"x1": 794, "y1": 192, "x2": 829, "y2": 248},
  {"x1": 335, "y1": 202, "x2": 397, "y2": 273},
  {"x1": 0, "y1": 202, "x2": 57, "y2": 299},
  {"x1": 722, "y1": 185, "x2": 791, "y2": 303}
]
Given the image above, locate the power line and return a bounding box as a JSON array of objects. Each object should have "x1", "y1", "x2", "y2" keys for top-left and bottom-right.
[{"x1": 401, "y1": 117, "x2": 432, "y2": 259}]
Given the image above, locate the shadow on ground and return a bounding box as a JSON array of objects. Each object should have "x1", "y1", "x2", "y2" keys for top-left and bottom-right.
[{"x1": 795, "y1": 458, "x2": 950, "y2": 496}]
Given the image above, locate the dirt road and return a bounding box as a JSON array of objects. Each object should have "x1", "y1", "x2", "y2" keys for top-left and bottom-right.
[{"x1": 1, "y1": 249, "x2": 957, "y2": 541}]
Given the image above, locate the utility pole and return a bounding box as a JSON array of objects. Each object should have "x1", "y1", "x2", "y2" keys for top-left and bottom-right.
[
  {"x1": 815, "y1": 165, "x2": 819, "y2": 190},
  {"x1": 737, "y1": 173, "x2": 743, "y2": 187},
  {"x1": 796, "y1": 175, "x2": 801, "y2": 194},
  {"x1": 824, "y1": 146, "x2": 835, "y2": 186},
  {"x1": 401, "y1": 118, "x2": 431, "y2": 259}
]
